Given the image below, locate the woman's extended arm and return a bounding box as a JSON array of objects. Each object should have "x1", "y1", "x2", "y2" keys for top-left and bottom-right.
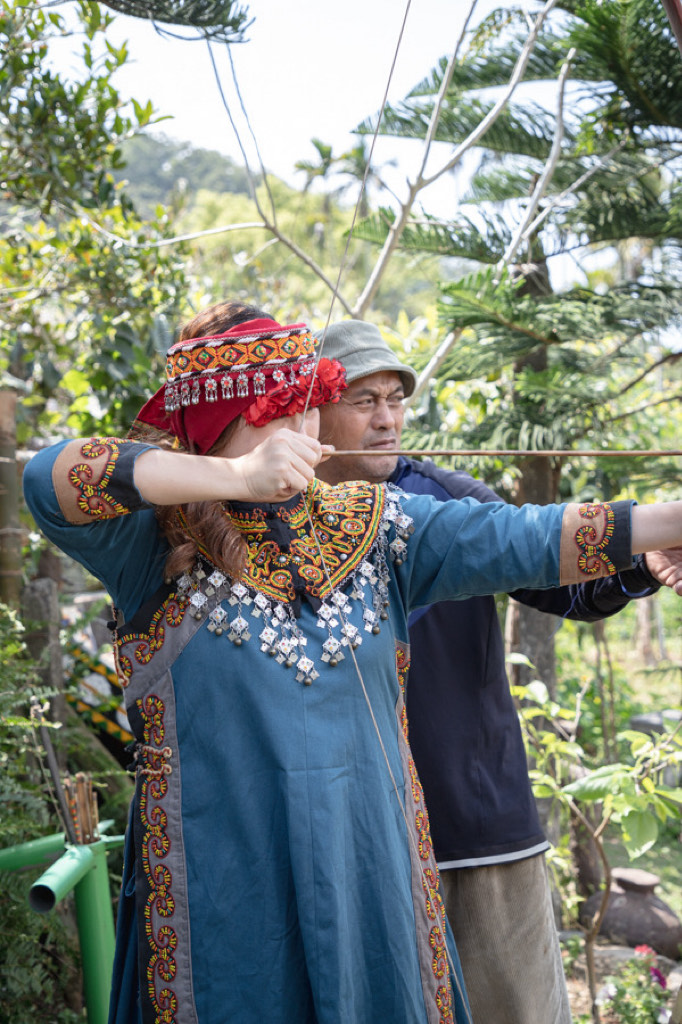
[
  {"x1": 135, "y1": 429, "x2": 332, "y2": 505},
  {"x1": 632, "y1": 505, "x2": 682, "y2": 595},
  {"x1": 632, "y1": 503, "x2": 682, "y2": 554}
]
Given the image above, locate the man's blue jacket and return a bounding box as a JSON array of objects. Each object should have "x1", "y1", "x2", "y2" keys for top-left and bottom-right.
[{"x1": 390, "y1": 457, "x2": 659, "y2": 867}]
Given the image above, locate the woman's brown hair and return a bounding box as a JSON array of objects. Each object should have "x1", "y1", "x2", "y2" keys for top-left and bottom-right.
[{"x1": 142, "y1": 301, "x2": 277, "y2": 581}]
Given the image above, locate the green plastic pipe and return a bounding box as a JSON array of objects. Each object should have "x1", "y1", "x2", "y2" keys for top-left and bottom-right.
[
  {"x1": 0, "y1": 822, "x2": 116, "y2": 875},
  {"x1": 29, "y1": 844, "x2": 95, "y2": 913},
  {"x1": 0, "y1": 831, "x2": 66, "y2": 873},
  {"x1": 1, "y1": 827, "x2": 124, "y2": 1024},
  {"x1": 29, "y1": 840, "x2": 120, "y2": 1024},
  {"x1": 73, "y1": 842, "x2": 117, "y2": 1024}
]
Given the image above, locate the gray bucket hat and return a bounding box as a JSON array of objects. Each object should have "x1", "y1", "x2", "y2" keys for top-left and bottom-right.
[{"x1": 314, "y1": 320, "x2": 418, "y2": 397}]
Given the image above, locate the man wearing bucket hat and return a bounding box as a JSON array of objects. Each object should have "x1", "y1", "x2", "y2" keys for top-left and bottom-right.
[{"x1": 315, "y1": 319, "x2": 671, "y2": 1024}]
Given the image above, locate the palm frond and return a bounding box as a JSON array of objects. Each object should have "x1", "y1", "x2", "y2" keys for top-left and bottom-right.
[
  {"x1": 437, "y1": 271, "x2": 682, "y2": 379},
  {"x1": 357, "y1": 99, "x2": 560, "y2": 160},
  {"x1": 97, "y1": 0, "x2": 251, "y2": 42},
  {"x1": 566, "y1": 0, "x2": 682, "y2": 129},
  {"x1": 351, "y1": 210, "x2": 511, "y2": 263},
  {"x1": 407, "y1": 33, "x2": 566, "y2": 99}
]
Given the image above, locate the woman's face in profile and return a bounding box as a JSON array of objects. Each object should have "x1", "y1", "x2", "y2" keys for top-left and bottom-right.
[{"x1": 215, "y1": 407, "x2": 320, "y2": 459}]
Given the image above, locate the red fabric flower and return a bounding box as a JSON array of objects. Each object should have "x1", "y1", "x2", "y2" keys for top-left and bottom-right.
[{"x1": 242, "y1": 358, "x2": 346, "y2": 428}]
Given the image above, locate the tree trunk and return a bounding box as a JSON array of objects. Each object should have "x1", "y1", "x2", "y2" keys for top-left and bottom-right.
[
  {"x1": 635, "y1": 595, "x2": 656, "y2": 666},
  {"x1": 22, "y1": 576, "x2": 69, "y2": 768},
  {"x1": 506, "y1": 449, "x2": 562, "y2": 696},
  {"x1": 504, "y1": 257, "x2": 564, "y2": 697},
  {"x1": 0, "y1": 388, "x2": 22, "y2": 608},
  {"x1": 569, "y1": 804, "x2": 603, "y2": 898}
]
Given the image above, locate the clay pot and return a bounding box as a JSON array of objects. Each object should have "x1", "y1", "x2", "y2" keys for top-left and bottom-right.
[{"x1": 579, "y1": 867, "x2": 682, "y2": 960}]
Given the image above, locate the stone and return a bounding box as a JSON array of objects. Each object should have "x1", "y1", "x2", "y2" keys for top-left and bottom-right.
[{"x1": 579, "y1": 868, "x2": 682, "y2": 960}]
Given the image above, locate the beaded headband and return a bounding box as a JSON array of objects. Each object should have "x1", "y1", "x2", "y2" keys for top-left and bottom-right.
[{"x1": 163, "y1": 321, "x2": 316, "y2": 412}]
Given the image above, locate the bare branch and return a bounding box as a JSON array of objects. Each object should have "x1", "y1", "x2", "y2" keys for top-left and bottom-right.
[
  {"x1": 614, "y1": 350, "x2": 682, "y2": 400},
  {"x1": 53, "y1": 202, "x2": 355, "y2": 315},
  {"x1": 420, "y1": 0, "x2": 560, "y2": 189},
  {"x1": 254, "y1": 216, "x2": 354, "y2": 315},
  {"x1": 405, "y1": 329, "x2": 462, "y2": 408},
  {"x1": 607, "y1": 390, "x2": 682, "y2": 424},
  {"x1": 519, "y1": 139, "x2": 628, "y2": 242},
  {"x1": 496, "y1": 46, "x2": 576, "y2": 277},
  {"x1": 352, "y1": 0, "x2": 559, "y2": 317},
  {"x1": 415, "y1": 0, "x2": 479, "y2": 181}
]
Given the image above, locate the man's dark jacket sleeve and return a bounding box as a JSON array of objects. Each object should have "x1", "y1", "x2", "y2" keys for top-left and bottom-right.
[
  {"x1": 388, "y1": 457, "x2": 660, "y2": 865},
  {"x1": 403, "y1": 458, "x2": 660, "y2": 620}
]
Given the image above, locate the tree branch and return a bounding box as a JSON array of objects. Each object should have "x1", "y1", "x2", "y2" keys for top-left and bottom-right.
[
  {"x1": 518, "y1": 138, "x2": 628, "y2": 243},
  {"x1": 405, "y1": 329, "x2": 462, "y2": 408},
  {"x1": 420, "y1": 0, "x2": 560, "y2": 190},
  {"x1": 613, "y1": 350, "x2": 682, "y2": 400},
  {"x1": 606, "y1": 390, "x2": 682, "y2": 424},
  {"x1": 352, "y1": 0, "x2": 559, "y2": 318},
  {"x1": 496, "y1": 46, "x2": 576, "y2": 277}
]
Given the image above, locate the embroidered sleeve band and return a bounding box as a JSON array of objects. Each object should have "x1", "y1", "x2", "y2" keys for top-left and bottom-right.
[
  {"x1": 52, "y1": 438, "x2": 156, "y2": 524},
  {"x1": 559, "y1": 500, "x2": 634, "y2": 585}
]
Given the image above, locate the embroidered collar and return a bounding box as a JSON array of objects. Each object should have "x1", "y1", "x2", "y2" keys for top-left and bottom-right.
[
  {"x1": 164, "y1": 482, "x2": 414, "y2": 684},
  {"x1": 180, "y1": 479, "x2": 389, "y2": 607}
]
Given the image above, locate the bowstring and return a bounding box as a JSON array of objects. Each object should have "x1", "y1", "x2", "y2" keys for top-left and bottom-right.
[
  {"x1": 299, "y1": 0, "x2": 414, "y2": 422},
  {"x1": 292, "y1": 2, "x2": 472, "y2": 1015},
  {"x1": 207, "y1": 5, "x2": 469, "y2": 1012}
]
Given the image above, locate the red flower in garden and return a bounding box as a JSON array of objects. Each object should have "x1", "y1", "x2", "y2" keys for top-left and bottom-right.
[{"x1": 635, "y1": 945, "x2": 656, "y2": 957}]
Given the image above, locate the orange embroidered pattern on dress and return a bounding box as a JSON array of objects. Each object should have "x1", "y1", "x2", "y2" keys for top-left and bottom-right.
[
  {"x1": 574, "y1": 502, "x2": 616, "y2": 577},
  {"x1": 394, "y1": 640, "x2": 454, "y2": 1024},
  {"x1": 136, "y1": 694, "x2": 179, "y2": 1023},
  {"x1": 116, "y1": 596, "x2": 187, "y2": 685},
  {"x1": 181, "y1": 479, "x2": 386, "y2": 604},
  {"x1": 67, "y1": 438, "x2": 130, "y2": 519}
]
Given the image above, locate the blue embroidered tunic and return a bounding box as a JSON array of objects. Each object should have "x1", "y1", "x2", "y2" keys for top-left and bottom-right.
[{"x1": 23, "y1": 438, "x2": 634, "y2": 1024}]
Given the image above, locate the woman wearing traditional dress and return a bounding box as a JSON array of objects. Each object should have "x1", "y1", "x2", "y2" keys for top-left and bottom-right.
[{"x1": 22, "y1": 301, "x2": 682, "y2": 1024}]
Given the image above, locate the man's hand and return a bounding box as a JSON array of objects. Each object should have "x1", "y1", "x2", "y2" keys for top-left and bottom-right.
[{"x1": 644, "y1": 547, "x2": 682, "y2": 596}]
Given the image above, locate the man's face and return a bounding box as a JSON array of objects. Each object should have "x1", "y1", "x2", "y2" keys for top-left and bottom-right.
[{"x1": 317, "y1": 370, "x2": 405, "y2": 484}]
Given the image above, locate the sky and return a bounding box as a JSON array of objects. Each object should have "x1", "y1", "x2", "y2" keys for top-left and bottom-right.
[
  {"x1": 50, "y1": 0, "x2": 605, "y2": 292},
  {"x1": 54, "y1": 0, "x2": 499, "y2": 206}
]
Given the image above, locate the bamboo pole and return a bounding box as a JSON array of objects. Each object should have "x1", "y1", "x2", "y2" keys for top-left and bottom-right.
[{"x1": 662, "y1": 0, "x2": 682, "y2": 54}]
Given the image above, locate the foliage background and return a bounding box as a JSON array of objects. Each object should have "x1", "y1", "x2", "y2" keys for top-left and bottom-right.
[{"x1": 2, "y1": 0, "x2": 682, "y2": 1020}]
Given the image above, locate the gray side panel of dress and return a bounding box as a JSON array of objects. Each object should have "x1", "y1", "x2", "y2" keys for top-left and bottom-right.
[
  {"x1": 395, "y1": 676, "x2": 457, "y2": 1024},
  {"x1": 118, "y1": 599, "x2": 204, "y2": 1024}
]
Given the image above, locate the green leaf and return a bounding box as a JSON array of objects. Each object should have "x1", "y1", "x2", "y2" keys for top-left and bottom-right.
[
  {"x1": 562, "y1": 763, "x2": 632, "y2": 801},
  {"x1": 619, "y1": 809, "x2": 658, "y2": 859}
]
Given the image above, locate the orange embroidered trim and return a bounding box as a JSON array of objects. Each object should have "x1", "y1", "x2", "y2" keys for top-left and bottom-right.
[
  {"x1": 137, "y1": 694, "x2": 179, "y2": 1023},
  {"x1": 166, "y1": 330, "x2": 315, "y2": 380},
  {"x1": 182, "y1": 479, "x2": 386, "y2": 604},
  {"x1": 116, "y1": 596, "x2": 187, "y2": 686},
  {"x1": 68, "y1": 438, "x2": 129, "y2": 519},
  {"x1": 574, "y1": 502, "x2": 616, "y2": 577},
  {"x1": 395, "y1": 641, "x2": 454, "y2": 1024}
]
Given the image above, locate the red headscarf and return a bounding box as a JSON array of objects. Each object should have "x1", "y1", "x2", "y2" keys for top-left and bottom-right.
[{"x1": 131, "y1": 318, "x2": 346, "y2": 454}]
